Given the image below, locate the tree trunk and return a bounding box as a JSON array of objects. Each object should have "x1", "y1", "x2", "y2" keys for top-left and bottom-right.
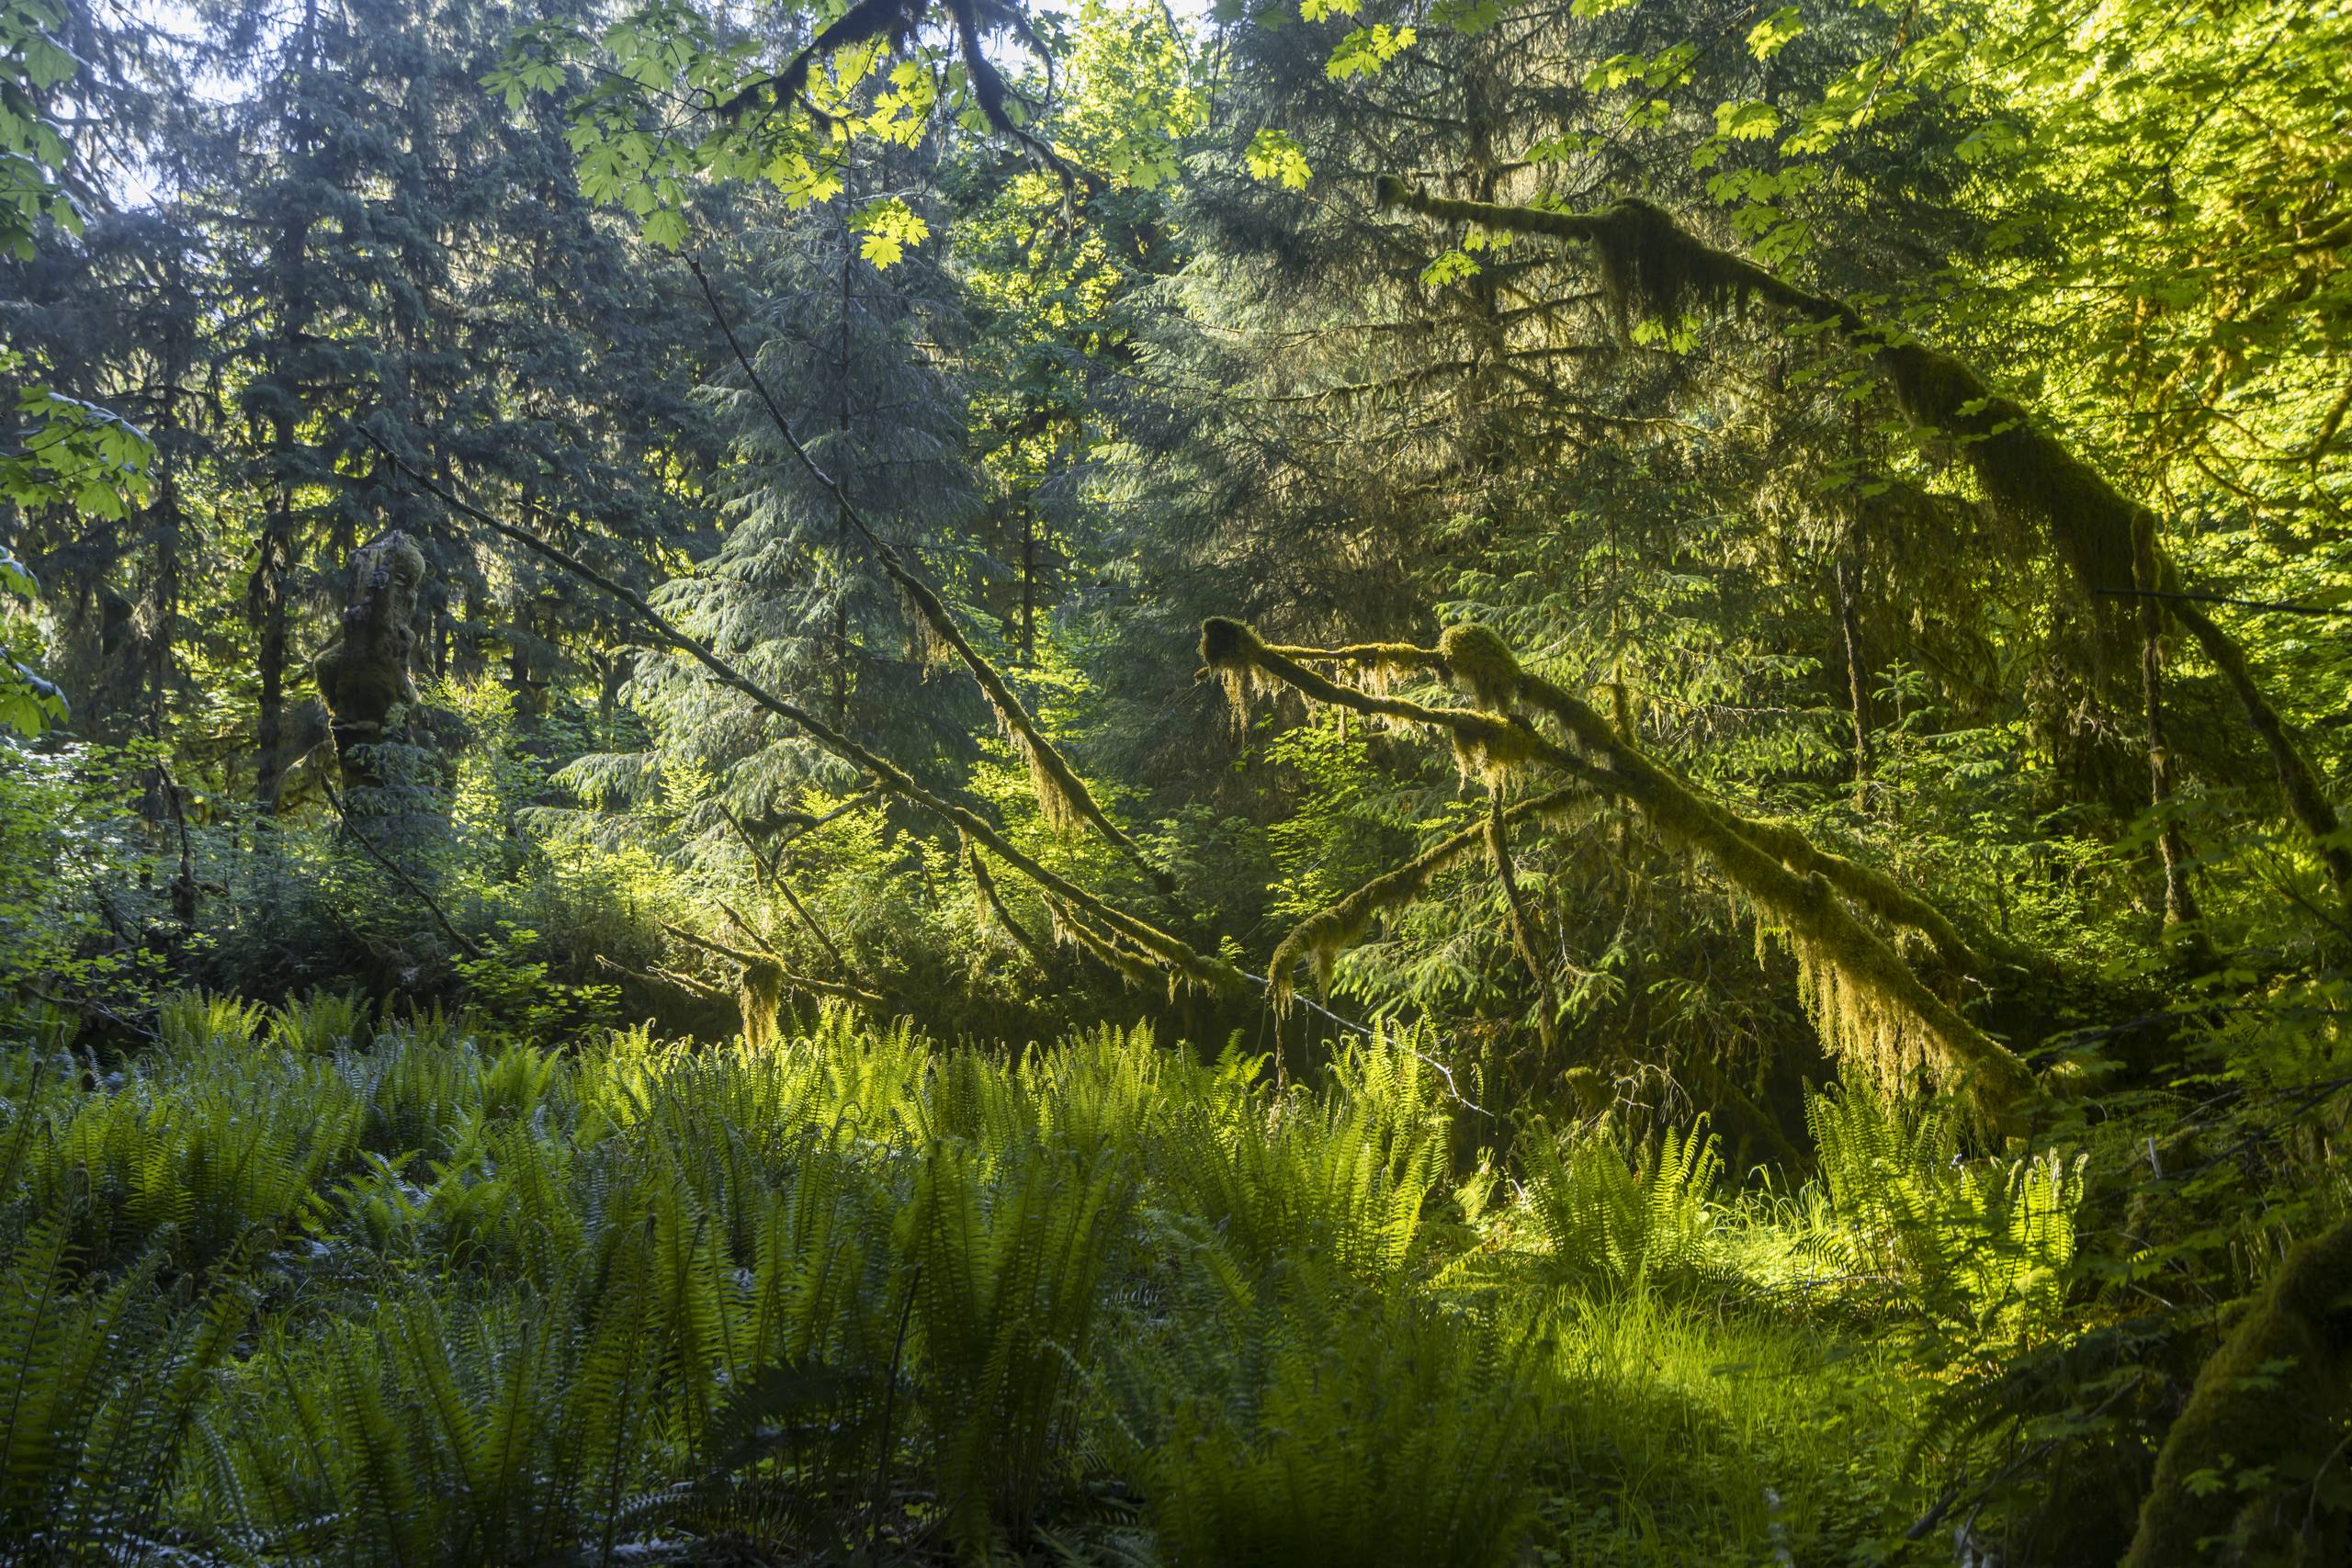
[
  {"x1": 2126, "y1": 1214, "x2": 2352, "y2": 1567},
  {"x1": 1019, "y1": 503, "x2": 1036, "y2": 666},
  {"x1": 1836, "y1": 555, "x2": 1871, "y2": 812},
  {"x1": 316, "y1": 531, "x2": 426, "y2": 804},
  {"x1": 2132, "y1": 515, "x2": 2206, "y2": 947},
  {"x1": 832, "y1": 184, "x2": 855, "y2": 728},
  {"x1": 252, "y1": 0, "x2": 319, "y2": 812}
]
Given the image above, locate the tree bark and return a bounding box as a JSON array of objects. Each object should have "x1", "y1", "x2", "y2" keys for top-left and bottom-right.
[
  {"x1": 252, "y1": 0, "x2": 320, "y2": 813},
  {"x1": 2132, "y1": 515, "x2": 2206, "y2": 947},
  {"x1": 315, "y1": 531, "x2": 425, "y2": 803},
  {"x1": 1836, "y1": 555, "x2": 1871, "y2": 812}
]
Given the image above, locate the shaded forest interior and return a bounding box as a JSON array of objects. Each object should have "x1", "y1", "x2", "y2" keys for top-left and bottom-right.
[{"x1": 3, "y1": 0, "x2": 2350, "y2": 1560}]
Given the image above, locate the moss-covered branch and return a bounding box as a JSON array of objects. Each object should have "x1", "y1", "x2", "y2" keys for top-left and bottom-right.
[
  {"x1": 662, "y1": 918, "x2": 888, "y2": 1049},
  {"x1": 966, "y1": 835, "x2": 1054, "y2": 969},
  {"x1": 1376, "y1": 179, "x2": 2351, "y2": 904},
  {"x1": 1209, "y1": 616, "x2": 2035, "y2": 1106},
  {"x1": 1508, "y1": 666, "x2": 1987, "y2": 976},
  {"x1": 1042, "y1": 889, "x2": 1183, "y2": 995},
  {"x1": 1266, "y1": 786, "x2": 1587, "y2": 1007},
  {"x1": 1256, "y1": 621, "x2": 1986, "y2": 973},
  {"x1": 1488, "y1": 793, "x2": 1564, "y2": 1056}
]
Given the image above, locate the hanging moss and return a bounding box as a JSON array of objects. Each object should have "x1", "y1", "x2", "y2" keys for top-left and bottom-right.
[
  {"x1": 1267, "y1": 637, "x2": 1446, "y2": 703},
  {"x1": 1589, "y1": 197, "x2": 1768, "y2": 335},
  {"x1": 661, "y1": 919, "x2": 886, "y2": 1035},
  {"x1": 1046, "y1": 892, "x2": 1191, "y2": 997},
  {"x1": 1377, "y1": 176, "x2": 2350, "y2": 906},
  {"x1": 1510, "y1": 668, "x2": 1987, "y2": 973},
  {"x1": 1223, "y1": 615, "x2": 2034, "y2": 1110},
  {"x1": 1452, "y1": 721, "x2": 1544, "y2": 788},
  {"x1": 1200, "y1": 615, "x2": 1279, "y2": 729},
  {"x1": 2126, "y1": 1214, "x2": 2352, "y2": 1566}
]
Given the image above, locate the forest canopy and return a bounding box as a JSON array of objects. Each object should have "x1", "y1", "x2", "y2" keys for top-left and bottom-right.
[{"x1": 2, "y1": 0, "x2": 2349, "y2": 1560}]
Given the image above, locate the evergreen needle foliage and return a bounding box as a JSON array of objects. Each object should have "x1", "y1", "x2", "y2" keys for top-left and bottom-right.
[{"x1": 5, "y1": 0, "x2": 2350, "y2": 1554}]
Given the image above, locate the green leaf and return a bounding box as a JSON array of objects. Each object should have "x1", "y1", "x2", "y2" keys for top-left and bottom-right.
[
  {"x1": 1713, "y1": 100, "x2": 1782, "y2": 141},
  {"x1": 852, "y1": 196, "x2": 930, "y2": 267},
  {"x1": 1419, "y1": 249, "x2": 1481, "y2": 288},
  {"x1": 1326, "y1": 23, "x2": 1414, "y2": 80},
  {"x1": 1746, "y1": 6, "x2": 1803, "y2": 62},
  {"x1": 1244, "y1": 128, "x2": 1312, "y2": 189},
  {"x1": 642, "y1": 209, "x2": 687, "y2": 250}
]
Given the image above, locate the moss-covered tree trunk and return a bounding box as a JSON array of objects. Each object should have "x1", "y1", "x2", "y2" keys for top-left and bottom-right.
[
  {"x1": 2127, "y1": 1214, "x2": 2352, "y2": 1566},
  {"x1": 315, "y1": 531, "x2": 426, "y2": 804}
]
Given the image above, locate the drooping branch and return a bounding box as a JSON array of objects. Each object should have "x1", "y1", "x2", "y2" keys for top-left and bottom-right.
[
  {"x1": 717, "y1": 809, "x2": 864, "y2": 979},
  {"x1": 322, "y1": 781, "x2": 482, "y2": 960},
  {"x1": 965, "y1": 835, "x2": 1053, "y2": 968},
  {"x1": 1040, "y1": 889, "x2": 1180, "y2": 995},
  {"x1": 1506, "y1": 662, "x2": 1988, "y2": 976},
  {"x1": 685, "y1": 256, "x2": 1173, "y2": 896},
  {"x1": 367, "y1": 433, "x2": 1242, "y2": 1001},
  {"x1": 1208, "y1": 617, "x2": 2036, "y2": 1108},
  {"x1": 662, "y1": 919, "x2": 888, "y2": 1009},
  {"x1": 1265, "y1": 785, "x2": 1585, "y2": 1008},
  {"x1": 1376, "y1": 179, "x2": 2351, "y2": 904},
  {"x1": 597, "y1": 953, "x2": 731, "y2": 1003}
]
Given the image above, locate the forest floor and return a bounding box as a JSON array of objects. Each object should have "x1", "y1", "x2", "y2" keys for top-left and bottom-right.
[{"x1": 2, "y1": 995, "x2": 2060, "y2": 1565}]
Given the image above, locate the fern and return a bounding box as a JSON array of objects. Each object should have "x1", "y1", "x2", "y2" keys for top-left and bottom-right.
[
  {"x1": 1109, "y1": 1258, "x2": 1540, "y2": 1568},
  {"x1": 1510, "y1": 1116, "x2": 1727, "y2": 1298},
  {"x1": 1804, "y1": 1080, "x2": 2084, "y2": 1343},
  {"x1": 0, "y1": 1216, "x2": 245, "y2": 1564}
]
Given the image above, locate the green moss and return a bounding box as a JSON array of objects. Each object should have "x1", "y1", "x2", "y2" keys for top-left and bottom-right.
[
  {"x1": 1589, "y1": 197, "x2": 1765, "y2": 333},
  {"x1": 1199, "y1": 615, "x2": 1261, "y2": 671},
  {"x1": 1438, "y1": 624, "x2": 1521, "y2": 710},
  {"x1": 738, "y1": 961, "x2": 784, "y2": 1054},
  {"x1": 2127, "y1": 1214, "x2": 2352, "y2": 1566}
]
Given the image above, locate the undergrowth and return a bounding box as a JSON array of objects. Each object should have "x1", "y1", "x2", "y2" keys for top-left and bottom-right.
[{"x1": 0, "y1": 992, "x2": 2269, "y2": 1565}]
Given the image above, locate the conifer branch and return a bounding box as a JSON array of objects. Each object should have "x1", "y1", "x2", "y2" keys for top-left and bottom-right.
[
  {"x1": 368, "y1": 432, "x2": 1241, "y2": 999},
  {"x1": 684, "y1": 254, "x2": 1176, "y2": 897},
  {"x1": 1376, "y1": 178, "x2": 2352, "y2": 905}
]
